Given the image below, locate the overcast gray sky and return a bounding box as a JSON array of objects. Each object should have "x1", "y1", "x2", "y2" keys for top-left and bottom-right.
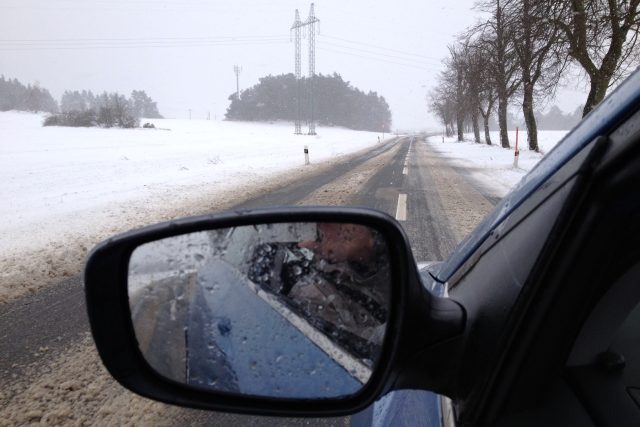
[{"x1": 1, "y1": 0, "x2": 589, "y2": 130}]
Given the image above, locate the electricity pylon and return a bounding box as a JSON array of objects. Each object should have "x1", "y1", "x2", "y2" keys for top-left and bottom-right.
[
  {"x1": 291, "y1": 9, "x2": 303, "y2": 135},
  {"x1": 290, "y1": 3, "x2": 319, "y2": 136},
  {"x1": 306, "y1": 3, "x2": 319, "y2": 135}
]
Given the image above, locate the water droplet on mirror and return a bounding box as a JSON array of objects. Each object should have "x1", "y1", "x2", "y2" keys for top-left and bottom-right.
[
  {"x1": 194, "y1": 253, "x2": 204, "y2": 262},
  {"x1": 275, "y1": 355, "x2": 283, "y2": 363},
  {"x1": 207, "y1": 378, "x2": 218, "y2": 386},
  {"x1": 292, "y1": 265, "x2": 302, "y2": 276}
]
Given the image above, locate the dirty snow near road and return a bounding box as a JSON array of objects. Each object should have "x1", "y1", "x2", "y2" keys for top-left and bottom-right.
[
  {"x1": 0, "y1": 112, "x2": 384, "y2": 302},
  {"x1": 427, "y1": 130, "x2": 569, "y2": 199}
]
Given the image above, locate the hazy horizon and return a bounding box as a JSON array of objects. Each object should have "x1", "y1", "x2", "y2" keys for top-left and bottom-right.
[{"x1": 1, "y1": 0, "x2": 591, "y2": 131}]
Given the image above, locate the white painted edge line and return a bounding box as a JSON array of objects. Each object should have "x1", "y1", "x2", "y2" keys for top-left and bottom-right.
[
  {"x1": 246, "y1": 278, "x2": 371, "y2": 384},
  {"x1": 403, "y1": 167, "x2": 408, "y2": 175},
  {"x1": 395, "y1": 193, "x2": 408, "y2": 221}
]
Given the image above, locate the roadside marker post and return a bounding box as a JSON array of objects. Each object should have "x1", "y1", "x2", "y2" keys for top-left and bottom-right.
[
  {"x1": 304, "y1": 145, "x2": 310, "y2": 165},
  {"x1": 513, "y1": 127, "x2": 519, "y2": 169}
]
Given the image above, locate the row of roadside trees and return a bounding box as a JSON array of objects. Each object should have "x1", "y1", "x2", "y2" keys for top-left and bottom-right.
[{"x1": 429, "y1": 0, "x2": 640, "y2": 151}]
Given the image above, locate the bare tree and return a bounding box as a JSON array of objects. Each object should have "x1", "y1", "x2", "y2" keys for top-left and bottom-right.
[
  {"x1": 511, "y1": 0, "x2": 566, "y2": 151},
  {"x1": 476, "y1": 0, "x2": 521, "y2": 148},
  {"x1": 447, "y1": 45, "x2": 469, "y2": 142},
  {"x1": 462, "y1": 41, "x2": 489, "y2": 143},
  {"x1": 475, "y1": 44, "x2": 498, "y2": 145},
  {"x1": 555, "y1": 0, "x2": 640, "y2": 116},
  {"x1": 428, "y1": 71, "x2": 458, "y2": 137}
]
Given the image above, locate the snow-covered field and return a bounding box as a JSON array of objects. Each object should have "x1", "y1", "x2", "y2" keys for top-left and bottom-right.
[
  {"x1": 428, "y1": 130, "x2": 570, "y2": 198},
  {"x1": 1, "y1": 112, "x2": 381, "y2": 251},
  {"x1": 0, "y1": 111, "x2": 382, "y2": 301}
]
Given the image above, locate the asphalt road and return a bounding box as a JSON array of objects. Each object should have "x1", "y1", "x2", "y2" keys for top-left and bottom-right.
[{"x1": 0, "y1": 136, "x2": 497, "y2": 426}]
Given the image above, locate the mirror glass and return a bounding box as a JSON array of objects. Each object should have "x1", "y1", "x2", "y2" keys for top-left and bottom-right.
[{"x1": 128, "y1": 222, "x2": 391, "y2": 399}]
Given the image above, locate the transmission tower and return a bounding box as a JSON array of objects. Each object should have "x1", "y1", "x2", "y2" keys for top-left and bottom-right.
[
  {"x1": 291, "y1": 10, "x2": 303, "y2": 135},
  {"x1": 306, "y1": 3, "x2": 319, "y2": 135},
  {"x1": 233, "y1": 65, "x2": 242, "y2": 100}
]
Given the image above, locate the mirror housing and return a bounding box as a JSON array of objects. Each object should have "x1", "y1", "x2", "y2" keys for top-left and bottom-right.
[{"x1": 84, "y1": 207, "x2": 465, "y2": 417}]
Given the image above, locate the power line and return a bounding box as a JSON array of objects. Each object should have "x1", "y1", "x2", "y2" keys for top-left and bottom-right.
[
  {"x1": 0, "y1": 40, "x2": 290, "y2": 51},
  {"x1": 317, "y1": 46, "x2": 435, "y2": 71},
  {"x1": 0, "y1": 35, "x2": 289, "y2": 43},
  {"x1": 318, "y1": 40, "x2": 441, "y2": 66},
  {"x1": 319, "y1": 34, "x2": 441, "y2": 61},
  {"x1": 0, "y1": 35, "x2": 290, "y2": 51}
]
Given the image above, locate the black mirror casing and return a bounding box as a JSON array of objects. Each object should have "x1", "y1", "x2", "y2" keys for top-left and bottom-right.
[{"x1": 84, "y1": 206, "x2": 465, "y2": 417}]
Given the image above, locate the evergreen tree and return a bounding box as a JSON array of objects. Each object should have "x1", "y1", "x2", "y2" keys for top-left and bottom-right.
[
  {"x1": 130, "y1": 90, "x2": 162, "y2": 118},
  {"x1": 225, "y1": 73, "x2": 391, "y2": 132},
  {"x1": 0, "y1": 76, "x2": 57, "y2": 113}
]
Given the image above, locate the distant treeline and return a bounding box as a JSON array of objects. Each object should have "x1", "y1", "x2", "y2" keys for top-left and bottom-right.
[
  {"x1": 0, "y1": 76, "x2": 58, "y2": 113},
  {"x1": 225, "y1": 73, "x2": 392, "y2": 132},
  {"x1": 45, "y1": 90, "x2": 162, "y2": 128},
  {"x1": 534, "y1": 105, "x2": 583, "y2": 130},
  {"x1": 485, "y1": 105, "x2": 583, "y2": 131},
  {"x1": 0, "y1": 75, "x2": 162, "y2": 128}
]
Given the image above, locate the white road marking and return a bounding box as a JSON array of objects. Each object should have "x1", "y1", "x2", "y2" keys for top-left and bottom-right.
[
  {"x1": 129, "y1": 266, "x2": 371, "y2": 383},
  {"x1": 396, "y1": 193, "x2": 408, "y2": 221},
  {"x1": 403, "y1": 167, "x2": 408, "y2": 175},
  {"x1": 246, "y1": 279, "x2": 371, "y2": 384}
]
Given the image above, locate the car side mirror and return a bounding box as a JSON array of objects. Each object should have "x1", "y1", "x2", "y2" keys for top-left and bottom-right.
[{"x1": 84, "y1": 207, "x2": 464, "y2": 417}]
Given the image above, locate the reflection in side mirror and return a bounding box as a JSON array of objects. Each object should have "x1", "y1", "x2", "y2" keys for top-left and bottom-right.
[{"x1": 127, "y1": 222, "x2": 391, "y2": 399}]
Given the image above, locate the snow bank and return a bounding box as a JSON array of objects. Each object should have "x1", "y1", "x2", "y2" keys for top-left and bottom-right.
[{"x1": 428, "y1": 130, "x2": 569, "y2": 198}]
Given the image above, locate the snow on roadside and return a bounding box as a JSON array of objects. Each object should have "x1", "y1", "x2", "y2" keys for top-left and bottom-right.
[
  {"x1": 0, "y1": 111, "x2": 383, "y2": 302},
  {"x1": 427, "y1": 130, "x2": 569, "y2": 198}
]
